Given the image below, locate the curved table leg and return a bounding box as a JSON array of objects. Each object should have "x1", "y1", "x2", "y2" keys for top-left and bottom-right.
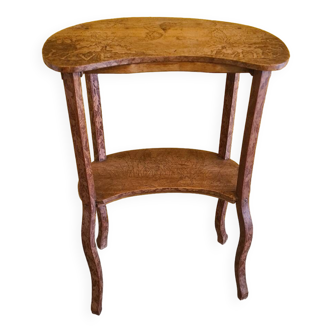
[
  {"x1": 96, "y1": 204, "x2": 109, "y2": 250},
  {"x1": 235, "y1": 200, "x2": 253, "y2": 300},
  {"x1": 82, "y1": 203, "x2": 103, "y2": 315},
  {"x1": 215, "y1": 199, "x2": 228, "y2": 244}
]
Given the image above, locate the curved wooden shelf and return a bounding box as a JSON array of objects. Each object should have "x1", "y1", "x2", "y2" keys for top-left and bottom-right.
[
  {"x1": 43, "y1": 17, "x2": 289, "y2": 313},
  {"x1": 91, "y1": 148, "x2": 238, "y2": 204},
  {"x1": 42, "y1": 17, "x2": 289, "y2": 73}
]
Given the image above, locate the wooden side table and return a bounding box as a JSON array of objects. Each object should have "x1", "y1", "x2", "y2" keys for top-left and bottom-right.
[{"x1": 42, "y1": 17, "x2": 289, "y2": 315}]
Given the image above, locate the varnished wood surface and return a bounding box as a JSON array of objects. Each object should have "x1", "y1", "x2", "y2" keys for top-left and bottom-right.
[
  {"x1": 62, "y1": 73, "x2": 103, "y2": 315},
  {"x1": 86, "y1": 62, "x2": 251, "y2": 74},
  {"x1": 218, "y1": 73, "x2": 239, "y2": 159},
  {"x1": 235, "y1": 70, "x2": 271, "y2": 300},
  {"x1": 85, "y1": 74, "x2": 106, "y2": 162},
  {"x1": 43, "y1": 17, "x2": 290, "y2": 314},
  {"x1": 237, "y1": 71, "x2": 271, "y2": 201},
  {"x1": 91, "y1": 148, "x2": 239, "y2": 204},
  {"x1": 43, "y1": 17, "x2": 289, "y2": 73},
  {"x1": 62, "y1": 73, "x2": 96, "y2": 205},
  {"x1": 82, "y1": 202, "x2": 103, "y2": 314},
  {"x1": 215, "y1": 73, "x2": 240, "y2": 245},
  {"x1": 96, "y1": 204, "x2": 109, "y2": 250}
]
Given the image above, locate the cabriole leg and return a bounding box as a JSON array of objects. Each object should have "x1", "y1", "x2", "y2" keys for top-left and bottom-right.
[
  {"x1": 97, "y1": 204, "x2": 109, "y2": 250},
  {"x1": 214, "y1": 73, "x2": 240, "y2": 246},
  {"x1": 235, "y1": 200, "x2": 253, "y2": 299},
  {"x1": 82, "y1": 203, "x2": 103, "y2": 314},
  {"x1": 62, "y1": 72, "x2": 104, "y2": 314},
  {"x1": 215, "y1": 199, "x2": 228, "y2": 244},
  {"x1": 235, "y1": 70, "x2": 271, "y2": 299}
]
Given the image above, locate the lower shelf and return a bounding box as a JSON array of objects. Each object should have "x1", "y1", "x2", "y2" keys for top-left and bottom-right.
[{"x1": 91, "y1": 148, "x2": 238, "y2": 204}]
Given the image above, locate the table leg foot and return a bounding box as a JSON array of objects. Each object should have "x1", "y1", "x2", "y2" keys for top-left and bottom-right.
[
  {"x1": 97, "y1": 204, "x2": 109, "y2": 250},
  {"x1": 215, "y1": 199, "x2": 228, "y2": 244},
  {"x1": 82, "y1": 203, "x2": 103, "y2": 315},
  {"x1": 235, "y1": 200, "x2": 253, "y2": 300}
]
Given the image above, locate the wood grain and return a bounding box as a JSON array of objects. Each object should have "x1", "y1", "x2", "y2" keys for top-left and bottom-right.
[
  {"x1": 96, "y1": 204, "x2": 109, "y2": 250},
  {"x1": 85, "y1": 74, "x2": 106, "y2": 162},
  {"x1": 235, "y1": 202, "x2": 252, "y2": 300},
  {"x1": 91, "y1": 148, "x2": 239, "y2": 205},
  {"x1": 237, "y1": 71, "x2": 271, "y2": 200},
  {"x1": 218, "y1": 73, "x2": 239, "y2": 159},
  {"x1": 43, "y1": 18, "x2": 289, "y2": 312},
  {"x1": 62, "y1": 73, "x2": 103, "y2": 315},
  {"x1": 215, "y1": 199, "x2": 228, "y2": 244},
  {"x1": 62, "y1": 73, "x2": 95, "y2": 204},
  {"x1": 235, "y1": 70, "x2": 271, "y2": 300},
  {"x1": 43, "y1": 17, "x2": 289, "y2": 73},
  {"x1": 86, "y1": 62, "x2": 250, "y2": 74},
  {"x1": 85, "y1": 73, "x2": 109, "y2": 250},
  {"x1": 215, "y1": 73, "x2": 240, "y2": 244},
  {"x1": 82, "y1": 203, "x2": 103, "y2": 314}
]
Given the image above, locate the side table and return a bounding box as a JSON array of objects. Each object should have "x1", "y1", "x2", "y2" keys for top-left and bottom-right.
[{"x1": 42, "y1": 17, "x2": 290, "y2": 315}]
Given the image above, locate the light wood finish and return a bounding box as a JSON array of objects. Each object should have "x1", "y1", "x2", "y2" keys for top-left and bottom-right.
[
  {"x1": 91, "y1": 148, "x2": 238, "y2": 205},
  {"x1": 215, "y1": 73, "x2": 240, "y2": 244},
  {"x1": 43, "y1": 17, "x2": 289, "y2": 73},
  {"x1": 43, "y1": 18, "x2": 290, "y2": 314}
]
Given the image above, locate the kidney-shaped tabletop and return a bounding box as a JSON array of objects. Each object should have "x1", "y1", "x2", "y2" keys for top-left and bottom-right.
[{"x1": 42, "y1": 17, "x2": 289, "y2": 73}]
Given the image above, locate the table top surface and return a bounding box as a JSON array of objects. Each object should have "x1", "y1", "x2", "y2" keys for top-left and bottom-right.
[{"x1": 42, "y1": 17, "x2": 290, "y2": 73}]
